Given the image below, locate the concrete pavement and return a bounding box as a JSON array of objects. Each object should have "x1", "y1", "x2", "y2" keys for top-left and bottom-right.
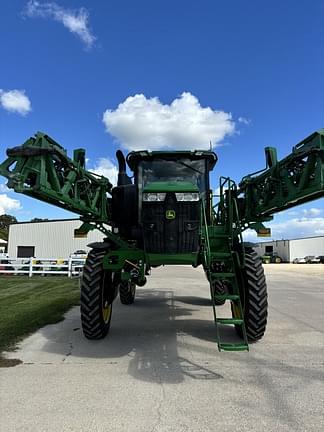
[{"x1": 1, "y1": 264, "x2": 323, "y2": 431}]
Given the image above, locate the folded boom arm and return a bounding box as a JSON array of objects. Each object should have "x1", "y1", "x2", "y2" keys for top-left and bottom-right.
[
  {"x1": 0, "y1": 132, "x2": 112, "y2": 222},
  {"x1": 238, "y1": 130, "x2": 324, "y2": 225}
]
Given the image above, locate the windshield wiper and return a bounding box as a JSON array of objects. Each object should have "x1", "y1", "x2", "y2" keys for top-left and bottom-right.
[
  {"x1": 178, "y1": 161, "x2": 203, "y2": 174},
  {"x1": 159, "y1": 158, "x2": 203, "y2": 175}
]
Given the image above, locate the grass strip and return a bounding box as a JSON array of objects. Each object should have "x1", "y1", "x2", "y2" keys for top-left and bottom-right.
[{"x1": 0, "y1": 276, "x2": 80, "y2": 355}]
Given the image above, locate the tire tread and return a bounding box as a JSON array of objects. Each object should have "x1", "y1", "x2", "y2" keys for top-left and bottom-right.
[{"x1": 80, "y1": 249, "x2": 111, "y2": 340}]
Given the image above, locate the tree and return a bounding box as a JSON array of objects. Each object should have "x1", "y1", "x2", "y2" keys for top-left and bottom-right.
[
  {"x1": 30, "y1": 218, "x2": 49, "y2": 223},
  {"x1": 0, "y1": 214, "x2": 17, "y2": 241}
]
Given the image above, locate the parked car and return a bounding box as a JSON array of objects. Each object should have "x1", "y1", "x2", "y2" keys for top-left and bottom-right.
[
  {"x1": 317, "y1": 255, "x2": 324, "y2": 263},
  {"x1": 0, "y1": 252, "x2": 10, "y2": 265},
  {"x1": 293, "y1": 257, "x2": 306, "y2": 264},
  {"x1": 304, "y1": 255, "x2": 320, "y2": 264},
  {"x1": 69, "y1": 250, "x2": 87, "y2": 274},
  {"x1": 69, "y1": 250, "x2": 87, "y2": 259}
]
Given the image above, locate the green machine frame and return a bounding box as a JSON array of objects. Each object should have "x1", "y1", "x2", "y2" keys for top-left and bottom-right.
[{"x1": 1, "y1": 129, "x2": 323, "y2": 351}]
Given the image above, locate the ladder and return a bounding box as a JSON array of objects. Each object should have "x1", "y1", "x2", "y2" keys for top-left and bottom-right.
[
  {"x1": 203, "y1": 178, "x2": 249, "y2": 352},
  {"x1": 207, "y1": 227, "x2": 249, "y2": 352}
]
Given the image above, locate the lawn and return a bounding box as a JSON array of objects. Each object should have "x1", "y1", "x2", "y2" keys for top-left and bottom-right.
[{"x1": 0, "y1": 276, "x2": 80, "y2": 354}]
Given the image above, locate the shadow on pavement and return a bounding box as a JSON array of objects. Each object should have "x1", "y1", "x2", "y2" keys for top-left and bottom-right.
[
  {"x1": 174, "y1": 295, "x2": 212, "y2": 306},
  {"x1": 39, "y1": 288, "x2": 231, "y2": 383}
]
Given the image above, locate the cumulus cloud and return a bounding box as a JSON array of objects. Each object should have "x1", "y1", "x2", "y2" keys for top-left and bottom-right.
[
  {"x1": 24, "y1": 1, "x2": 96, "y2": 49},
  {"x1": 0, "y1": 194, "x2": 22, "y2": 215},
  {"x1": 102, "y1": 92, "x2": 235, "y2": 151},
  {"x1": 90, "y1": 158, "x2": 118, "y2": 186},
  {"x1": 243, "y1": 217, "x2": 324, "y2": 242},
  {"x1": 0, "y1": 89, "x2": 31, "y2": 115},
  {"x1": 302, "y1": 208, "x2": 321, "y2": 218},
  {"x1": 272, "y1": 217, "x2": 324, "y2": 238}
]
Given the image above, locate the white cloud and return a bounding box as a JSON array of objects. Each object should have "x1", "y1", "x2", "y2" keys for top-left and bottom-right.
[
  {"x1": 90, "y1": 158, "x2": 118, "y2": 186},
  {"x1": 102, "y1": 92, "x2": 235, "y2": 151},
  {"x1": 243, "y1": 217, "x2": 324, "y2": 242},
  {"x1": 0, "y1": 194, "x2": 22, "y2": 215},
  {"x1": 286, "y1": 210, "x2": 299, "y2": 217},
  {"x1": 0, "y1": 89, "x2": 31, "y2": 115},
  {"x1": 0, "y1": 184, "x2": 9, "y2": 193},
  {"x1": 302, "y1": 208, "x2": 321, "y2": 218},
  {"x1": 238, "y1": 116, "x2": 251, "y2": 125},
  {"x1": 272, "y1": 217, "x2": 324, "y2": 238},
  {"x1": 24, "y1": 1, "x2": 96, "y2": 49},
  {"x1": 242, "y1": 229, "x2": 260, "y2": 243}
]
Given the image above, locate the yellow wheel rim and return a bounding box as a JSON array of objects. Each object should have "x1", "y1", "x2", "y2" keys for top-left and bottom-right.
[{"x1": 102, "y1": 302, "x2": 112, "y2": 323}]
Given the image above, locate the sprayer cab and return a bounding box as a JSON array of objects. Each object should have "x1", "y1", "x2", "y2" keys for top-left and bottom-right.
[
  {"x1": 127, "y1": 149, "x2": 217, "y2": 194},
  {"x1": 111, "y1": 149, "x2": 217, "y2": 253}
]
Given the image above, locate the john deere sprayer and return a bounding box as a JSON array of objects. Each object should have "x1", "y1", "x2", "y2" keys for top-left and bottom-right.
[{"x1": 1, "y1": 130, "x2": 323, "y2": 351}]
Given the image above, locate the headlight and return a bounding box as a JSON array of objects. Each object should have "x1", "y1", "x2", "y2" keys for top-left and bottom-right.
[
  {"x1": 143, "y1": 193, "x2": 166, "y2": 202},
  {"x1": 175, "y1": 193, "x2": 200, "y2": 201}
]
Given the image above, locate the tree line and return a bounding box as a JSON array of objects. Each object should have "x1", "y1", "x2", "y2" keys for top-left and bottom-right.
[{"x1": 0, "y1": 215, "x2": 48, "y2": 241}]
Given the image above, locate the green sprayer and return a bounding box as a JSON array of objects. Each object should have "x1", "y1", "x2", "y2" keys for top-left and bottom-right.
[{"x1": 1, "y1": 130, "x2": 323, "y2": 351}]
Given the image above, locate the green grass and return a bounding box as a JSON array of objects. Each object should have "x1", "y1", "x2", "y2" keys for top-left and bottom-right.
[{"x1": 0, "y1": 276, "x2": 80, "y2": 353}]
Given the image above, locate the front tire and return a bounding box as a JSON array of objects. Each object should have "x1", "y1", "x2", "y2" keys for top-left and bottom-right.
[
  {"x1": 233, "y1": 247, "x2": 268, "y2": 342},
  {"x1": 119, "y1": 281, "x2": 136, "y2": 304},
  {"x1": 80, "y1": 249, "x2": 113, "y2": 339}
]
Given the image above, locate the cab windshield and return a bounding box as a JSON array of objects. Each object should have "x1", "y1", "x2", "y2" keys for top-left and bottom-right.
[{"x1": 138, "y1": 158, "x2": 207, "y2": 192}]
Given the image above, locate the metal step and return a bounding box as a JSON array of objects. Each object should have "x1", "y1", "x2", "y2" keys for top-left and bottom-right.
[
  {"x1": 219, "y1": 343, "x2": 249, "y2": 352},
  {"x1": 216, "y1": 318, "x2": 243, "y2": 325}
]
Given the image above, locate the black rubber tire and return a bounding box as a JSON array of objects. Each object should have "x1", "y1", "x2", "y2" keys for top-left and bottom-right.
[
  {"x1": 119, "y1": 281, "x2": 136, "y2": 305},
  {"x1": 234, "y1": 247, "x2": 268, "y2": 342},
  {"x1": 212, "y1": 281, "x2": 226, "y2": 306},
  {"x1": 80, "y1": 249, "x2": 113, "y2": 339}
]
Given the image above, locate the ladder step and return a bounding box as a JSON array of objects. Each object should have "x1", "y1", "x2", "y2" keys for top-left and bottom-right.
[
  {"x1": 214, "y1": 294, "x2": 240, "y2": 302},
  {"x1": 211, "y1": 272, "x2": 235, "y2": 279},
  {"x1": 219, "y1": 343, "x2": 249, "y2": 352},
  {"x1": 216, "y1": 318, "x2": 243, "y2": 325}
]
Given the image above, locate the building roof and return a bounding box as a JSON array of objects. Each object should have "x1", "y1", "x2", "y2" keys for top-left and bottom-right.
[
  {"x1": 257, "y1": 235, "x2": 324, "y2": 244},
  {"x1": 11, "y1": 218, "x2": 79, "y2": 225}
]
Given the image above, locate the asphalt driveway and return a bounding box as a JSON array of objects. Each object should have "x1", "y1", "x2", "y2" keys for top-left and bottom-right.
[{"x1": 1, "y1": 264, "x2": 323, "y2": 432}]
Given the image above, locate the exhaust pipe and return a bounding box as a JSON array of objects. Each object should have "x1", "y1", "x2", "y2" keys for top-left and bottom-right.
[{"x1": 116, "y1": 150, "x2": 132, "y2": 186}]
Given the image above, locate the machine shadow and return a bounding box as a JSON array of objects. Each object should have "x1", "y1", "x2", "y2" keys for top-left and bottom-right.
[
  {"x1": 173, "y1": 295, "x2": 212, "y2": 306},
  {"x1": 41, "y1": 288, "x2": 226, "y2": 383}
]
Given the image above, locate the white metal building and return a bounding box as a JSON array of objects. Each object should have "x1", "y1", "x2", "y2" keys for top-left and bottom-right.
[
  {"x1": 8, "y1": 219, "x2": 105, "y2": 258},
  {"x1": 255, "y1": 236, "x2": 324, "y2": 262}
]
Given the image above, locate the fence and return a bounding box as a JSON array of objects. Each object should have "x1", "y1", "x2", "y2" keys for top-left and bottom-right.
[{"x1": 0, "y1": 257, "x2": 86, "y2": 277}]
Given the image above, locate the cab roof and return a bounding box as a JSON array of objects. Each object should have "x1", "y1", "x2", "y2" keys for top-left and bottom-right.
[{"x1": 126, "y1": 150, "x2": 217, "y2": 171}]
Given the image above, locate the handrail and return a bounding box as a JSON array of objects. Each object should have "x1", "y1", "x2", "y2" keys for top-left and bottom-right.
[{"x1": 201, "y1": 199, "x2": 211, "y2": 269}]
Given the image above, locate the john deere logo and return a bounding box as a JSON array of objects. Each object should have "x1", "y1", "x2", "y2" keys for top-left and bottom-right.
[{"x1": 166, "y1": 210, "x2": 176, "y2": 220}]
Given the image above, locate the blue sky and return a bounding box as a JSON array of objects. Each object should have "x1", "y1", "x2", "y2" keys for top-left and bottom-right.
[{"x1": 0, "y1": 0, "x2": 323, "y2": 240}]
